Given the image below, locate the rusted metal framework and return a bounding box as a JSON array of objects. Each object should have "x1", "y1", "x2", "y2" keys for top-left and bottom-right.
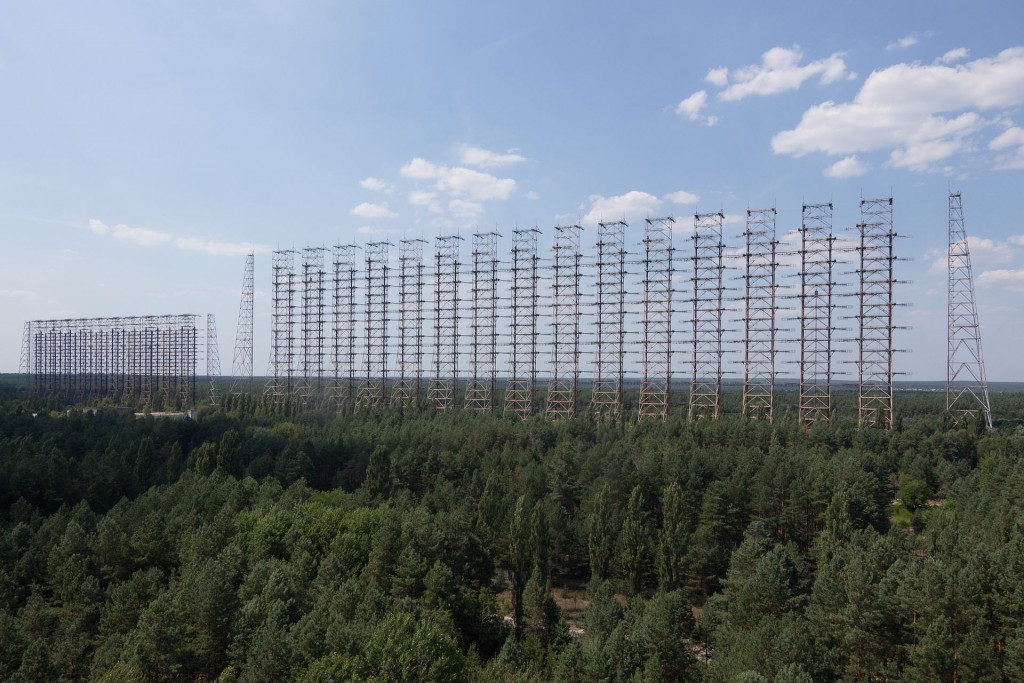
[
  {"x1": 361, "y1": 241, "x2": 390, "y2": 408},
  {"x1": 267, "y1": 249, "x2": 297, "y2": 404},
  {"x1": 591, "y1": 221, "x2": 627, "y2": 419},
  {"x1": 229, "y1": 253, "x2": 254, "y2": 395},
  {"x1": 206, "y1": 313, "x2": 220, "y2": 405},
  {"x1": 297, "y1": 246, "x2": 327, "y2": 408},
  {"x1": 798, "y1": 203, "x2": 837, "y2": 428},
  {"x1": 504, "y1": 229, "x2": 541, "y2": 419},
  {"x1": 639, "y1": 217, "x2": 674, "y2": 421},
  {"x1": 467, "y1": 232, "x2": 500, "y2": 412},
  {"x1": 394, "y1": 238, "x2": 426, "y2": 408},
  {"x1": 28, "y1": 315, "x2": 198, "y2": 407},
  {"x1": 430, "y1": 236, "x2": 462, "y2": 411},
  {"x1": 688, "y1": 213, "x2": 725, "y2": 420},
  {"x1": 741, "y1": 208, "x2": 779, "y2": 421},
  {"x1": 330, "y1": 244, "x2": 359, "y2": 410},
  {"x1": 946, "y1": 191, "x2": 992, "y2": 429},
  {"x1": 547, "y1": 224, "x2": 583, "y2": 419},
  {"x1": 855, "y1": 197, "x2": 900, "y2": 429}
]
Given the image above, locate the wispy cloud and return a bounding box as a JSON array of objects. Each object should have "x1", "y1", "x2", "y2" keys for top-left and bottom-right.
[
  {"x1": 360, "y1": 177, "x2": 394, "y2": 193},
  {"x1": 87, "y1": 219, "x2": 268, "y2": 256},
  {"x1": 715, "y1": 46, "x2": 852, "y2": 102},
  {"x1": 351, "y1": 202, "x2": 397, "y2": 219},
  {"x1": 459, "y1": 145, "x2": 527, "y2": 168},
  {"x1": 887, "y1": 34, "x2": 920, "y2": 51},
  {"x1": 664, "y1": 189, "x2": 700, "y2": 204},
  {"x1": 823, "y1": 155, "x2": 869, "y2": 178},
  {"x1": 674, "y1": 90, "x2": 717, "y2": 126},
  {"x1": 582, "y1": 191, "x2": 662, "y2": 225}
]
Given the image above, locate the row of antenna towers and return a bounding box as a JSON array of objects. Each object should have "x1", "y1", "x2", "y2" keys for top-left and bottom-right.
[{"x1": 225, "y1": 192, "x2": 993, "y2": 430}]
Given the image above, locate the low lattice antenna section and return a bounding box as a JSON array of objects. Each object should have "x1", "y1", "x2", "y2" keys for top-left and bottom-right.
[
  {"x1": 266, "y1": 249, "x2": 297, "y2": 405},
  {"x1": 547, "y1": 224, "x2": 582, "y2": 419},
  {"x1": 467, "y1": 232, "x2": 499, "y2": 412},
  {"x1": 742, "y1": 208, "x2": 779, "y2": 421},
  {"x1": 20, "y1": 321, "x2": 32, "y2": 379},
  {"x1": 430, "y1": 235, "x2": 462, "y2": 411},
  {"x1": 361, "y1": 241, "x2": 390, "y2": 408},
  {"x1": 297, "y1": 247, "x2": 327, "y2": 408},
  {"x1": 504, "y1": 229, "x2": 540, "y2": 419},
  {"x1": 394, "y1": 239, "x2": 426, "y2": 408},
  {"x1": 946, "y1": 191, "x2": 993, "y2": 429},
  {"x1": 639, "y1": 217, "x2": 674, "y2": 421},
  {"x1": 229, "y1": 253, "x2": 254, "y2": 395},
  {"x1": 592, "y1": 221, "x2": 627, "y2": 419},
  {"x1": 206, "y1": 313, "x2": 220, "y2": 405},
  {"x1": 689, "y1": 213, "x2": 725, "y2": 420},
  {"x1": 798, "y1": 203, "x2": 837, "y2": 428},
  {"x1": 329, "y1": 245, "x2": 359, "y2": 411}
]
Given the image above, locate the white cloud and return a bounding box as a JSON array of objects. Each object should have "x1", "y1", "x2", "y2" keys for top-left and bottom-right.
[
  {"x1": 400, "y1": 157, "x2": 516, "y2": 201},
  {"x1": 409, "y1": 190, "x2": 443, "y2": 213},
  {"x1": 674, "y1": 90, "x2": 717, "y2": 125},
  {"x1": 448, "y1": 199, "x2": 484, "y2": 221},
  {"x1": 978, "y1": 268, "x2": 1024, "y2": 291},
  {"x1": 87, "y1": 219, "x2": 268, "y2": 256},
  {"x1": 824, "y1": 155, "x2": 869, "y2": 178},
  {"x1": 719, "y1": 46, "x2": 850, "y2": 102},
  {"x1": 664, "y1": 190, "x2": 700, "y2": 204},
  {"x1": 938, "y1": 47, "x2": 970, "y2": 64},
  {"x1": 887, "y1": 34, "x2": 919, "y2": 51},
  {"x1": 582, "y1": 191, "x2": 662, "y2": 225},
  {"x1": 989, "y1": 125, "x2": 1024, "y2": 169},
  {"x1": 772, "y1": 47, "x2": 1024, "y2": 173},
  {"x1": 989, "y1": 126, "x2": 1024, "y2": 150},
  {"x1": 1009, "y1": 235, "x2": 1024, "y2": 247},
  {"x1": 459, "y1": 145, "x2": 527, "y2": 168},
  {"x1": 360, "y1": 177, "x2": 394, "y2": 193},
  {"x1": 705, "y1": 67, "x2": 729, "y2": 87},
  {"x1": 351, "y1": 202, "x2": 397, "y2": 219}
]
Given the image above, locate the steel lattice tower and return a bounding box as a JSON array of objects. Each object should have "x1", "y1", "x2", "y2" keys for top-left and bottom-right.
[
  {"x1": 639, "y1": 217, "x2": 674, "y2": 421},
  {"x1": 20, "y1": 322, "x2": 32, "y2": 379},
  {"x1": 504, "y1": 229, "x2": 540, "y2": 419},
  {"x1": 467, "y1": 232, "x2": 500, "y2": 412},
  {"x1": 394, "y1": 239, "x2": 426, "y2": 408},
  {"x1": 689, "y1": 213, "x2": 726, "y2": 420},
  {"x1": 798, "y1": 203, "x2": 837, "y2": 428},
  {"x1": 547, "y1": 224, "x2": 582, "y2": 419},
  {"x1": 330, "y1": 244, "x2": 359, "y2": 411},
  {"x1": 206, "y1": 313, "x2": 220, "y2": 405},
  {"x1": 856, "y1": 197, "x2": 899, "y2": 429},
  {"x1": 430, "y1": 236, "x2": 462, "y2": 411},
  {"x1": 361, "y1": 241, "x2": 390, "y2": 408},
  {"x1": 742, "y1": 208, "x2": 779, "y2": 421},
  {"x1": 297, "y1": 247, "x2": 327, "y2": 408},
  {"x1": 591, "y1": 221, "x2": 627, "y2": 419},
  {"x1": 266, "y1": 249, "x2": 297, "y2": 404},
  {"x1": 946, "y1": 191, "x2": 993, "y2": 429},
  {"x1": 229, "y1": 253, "x2": 254, "y2": 395}
]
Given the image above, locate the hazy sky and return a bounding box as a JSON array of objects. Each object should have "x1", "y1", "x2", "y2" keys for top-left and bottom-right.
[{"x1": 2, "y1": 1, "x2": 1023, "y2": 381}]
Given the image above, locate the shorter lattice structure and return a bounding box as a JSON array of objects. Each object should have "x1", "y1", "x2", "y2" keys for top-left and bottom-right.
[
  {"x1": 591, "y1": 221, "x2": 627, "y2": 419},
  {"x1": 639, "y1": 217, "x2": 674, "y2": 421},
  {"x1": 741, "y1": 208, "x2": 779, "y2": 421},
  {"x1": 329, "y1": 244, "x2": 359, "y2": 411},
  {"x1": 547, "y1": 224, "x2": 582, "y2": 419},
  {"x1": 797, "y1": 203, "x2": 837, "y2": 428},
  {"x1": 206, "y1": 313, "x2": 220, "y2": 405},
  {"x1": 689, "y1": 213, "x2": 726, "y2": 420},
  {"x1": 266, "y1": 249, "x2": 297, "y2": 404},
  {"x1": 504, "y1": 229, "x2": 540, "y2": 419},
  {"x1": 297, "y1": 247, "x2": 327, "y2": 408},
  {"x1": 360, "y1": 242, "x2": 390, "y2": 408},
  {"x1": 430, "y1": 236, "x2": 462, "y2": 411},
  {"x1": 467, "y1": 232, "x2": 499, "y2": 411},
  {"x1": 394, "y1": 239, "x2": 426, "y2": 408},
  {"x1": 229, "y1": 253, "x2": 254, "y2": 395}
]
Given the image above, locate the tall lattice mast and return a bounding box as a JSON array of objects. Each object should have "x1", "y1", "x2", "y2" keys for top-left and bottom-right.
[
  {"x1": 430, "y1": 235, "x2": 462, "y2": 411},
  {"x1": 19, "y1": 321, "x2": 32, "y2": 379},
  {"x1": 742, "y1": 208, "x2": 779, "y2": 421},
  {"x1": 266, "y1": 249, "x2": 296, "y2": 405},
  {"x1": 547, "y1": 224, "x2": 582, "y2": 419},
  {"x1": 798, "y1": 203, "x2": 837, "y2": 428},
  {"x1": 856, "y1": 197, "x2": 900, "y2": 429},
  {"x1": 505, "y1": 229, "x2": 540, "y2": 418},
  {"x1": 361, "y1": 241, "x2": 390, "y2": 408},
  {"x1": 297, "y1": 247, "x2": 327, "y2": 408},
  {"x1": 946, "y1": 191, "x2": 993, "y2": 429},
  {"x1": 639, "y1": 217, "x2": 674, "y2": 420},
  {"x1": 591, "y1": 221, "x2": 627, "y2": 419},
  {"x1": 395, "y1": 238, "x2": 426, "y2": 408},
  {"x1": 689, "y1": 213, "x2": 725, "y2": 420},
  {"x1": 229, "y1": 253, "x2": 254, "y2": 395},
  {"x1": 206, "y1": 313, "x2": 220, "y2": 405},
  {"x1": 467, "y1": 232, "x2": 500, "y2": 411},
  {"x1": 329, "y1": 244, "x2": 359, "y2": 411}
]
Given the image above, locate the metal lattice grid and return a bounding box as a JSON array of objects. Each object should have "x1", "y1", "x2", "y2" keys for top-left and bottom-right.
[
  {"x1": 741, "y1": 208, "x2": 779, "y2": 421},
  {"x1": 946, "y1": 191, "x2": 993, "y2": 429},
  {"x1": 639, "y1": 217, "x2": 674, "y2": 421},
  {"x1": 547, "y1": 224, "x2": 582, "y2": 419},
  {"x1": 688, "y1": 213, "x2": 726, "y2": 420},
  {"x1": 591, "y1": 221, "x2": 627, "y2": 419},
  {"x1": 798, "y1": 203, "x2": 837, "y2": 428},
  {"x1": 856, "y1": 197, "x2": 899, "y2": 429},
  {"x1": 429, "y1": 236, "x2": 462, "y2": 411},
  {"x1": 467, "y1": 232, "x2": 500, "y2": 412},
  {"x1": 266, "y1": 249, "x2": 297, "y2": 405},
  {"x1": 229, "y1": 253, "x2": 254, "y2": 395},
  {"x1": 330, "y1": 244, "x2": 359, "y2": 411},
  {"x1": 207, "y1": 313, "x2": 220, "y2": 405},
  {"x1": 360, "y1": 241, "x2": 390, "y2": 408},
  {"x1": 504, "y1": 229, "x2": 540, "y2": 419},
  {"x1": 394, "y1": 239, "x2": 426, "y2": 408},
  {"x1": 297, "y1": 247, "x2": 327, "y2": 408}
]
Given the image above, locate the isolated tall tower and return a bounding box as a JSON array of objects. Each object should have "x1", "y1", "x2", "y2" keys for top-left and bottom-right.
[
  {"x1": 741, "y1": 208, "x2": 779, "y2": 421},
  {"x1": 504, "y1": 229, "x2": 540, "y2": 419},
  {"x1": 798, "y1": 203, "x2": 837, "y2": 428},
  {"x1": 467, "y1": 232, "x2": 500, "y2": 412},
  {"x1": 547, "y1": 224, "x2": 583, "y2": 419},
  {"x1": 430, "y1": 236, "x2": 462, "y2": 411},
  {"x1": 639, "y1": 217, "x2": 674, "y2": 421},
  {"x1": 206, "y1": 313, "x2": 220, "y2": 405},
  {"x1": 946, "y1": 191, "x2": 993, "y2": 429},
  {"x1": 689, "y1": 213, "x2": 726, "y2": 420},
  {"x1": 230, "y1": 253, "x2": 254, "y2": 395},
  {"x1": 591, "y1": 221, "x2": 627, "y2": 419},
  {"x1": 394, "y1": 239, "x2": 426, "y2": 408}
]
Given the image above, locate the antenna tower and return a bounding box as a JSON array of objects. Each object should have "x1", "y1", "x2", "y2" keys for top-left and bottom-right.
[
  {"x1": 330, "y1": 245, "x2": 359, "y2": 411},
  {"x1": 798, "y1": 203, "x2": 837, "y2": 428},
  {"x1": 467, "y1": 232, "x2": 500, "y2": 411},
  {"x1": 689, "y1": 213, "x2": 726, "y2": 420},
  {"x1": 395, "y1": 239, "x2": 426, "y2": 408},
  {"x1": 639, "y1": 217, "x2": 674, "y2": 421},
  {"x1": 742, "y1": 208, "x2": 779, "y2": 421},
  {"x1": 229, "y1": 253, "x2": 254, "y2": 395},
  {"x1": 298, "y1": 247, "x2": 327, "y2": 408},
  {"x1": 206, "y1": 313, "x2": 220, "y2": 405},
  {"x1": 430, "y1": 236, "x2": 462, "y2": 411},
  {"x1": 361, "y1": 241, "x2": 390, "y2": 408},
  {"x1": 592, "y1": 221, "x2": 627, "y2": 419},
  {"x1": 504, "y1": 229, "x2": 540, "y2": 418},
  {"x1": 946, "y1": 191, "x2": 993, "y2": 429},
  {"x1": 266, "y1": 249, "x2": 296, "y2": 405},
  {"x1": 547, "y1": 224, "x2": 582, "y2": 419}
]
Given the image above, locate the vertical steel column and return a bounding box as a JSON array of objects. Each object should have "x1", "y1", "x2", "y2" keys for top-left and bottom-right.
[
  {"x1": 394, "y1": 239, "x2": 426, "y2": 407},
  {"x1": 298, "y1": 246, "x2": 327, "y2": 408},
  {"x1": 430, "y1": 236, "x2": 461, "y2": 411},
  {"x1": 591, "y1": 221, "x2": 627, "y2": 419},
  {"x1": 689, "y1": 213, "x2": 726, "y2": 420},
  {"x1": 504, "y1": 229, "x2": 540, "y2": 418},
  {"x1": 467, "y1": 232, "x2": 499, "y2": 412},
  {"x1": 330, "y1": 244, "x2": 359, "y2": 410},
  {"x1": 798, "y1": 203, "x2": 837, "y2": 428},
  {"x1": 742, "y1": 208, "x2": 779, "y2": 421},
  {"x1": 639, "y1": 217, "x2": 674, "y2": 421},
  {"x1": 361, "y1": 241, "x2": 390, "y2": 408},
  {"x1": 547, "y1": 224, "x2": 582, "y2": 419}
]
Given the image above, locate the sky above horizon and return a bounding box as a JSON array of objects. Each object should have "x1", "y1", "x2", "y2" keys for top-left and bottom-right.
[{"x1": 2, "y1": 1, "x2": 1023, "y2": 382}]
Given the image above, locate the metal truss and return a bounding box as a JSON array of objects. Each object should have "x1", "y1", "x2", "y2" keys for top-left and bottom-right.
[
  {"x1": 798, "y1": 203, "x2": 837, "y2": 428},
  {"x1": 689, "y1": 213, "x2": 725, "y2": 420},
  {"x1": 430, "y1": 236, "x2": 462, "y2": 411},
  {"x1": 504, "y1": 229, "x2": 540, "y2": 419},
  {"x1": 742, "y1": 208, "x2": 779, "y2": 421},
  {"x1": 946, "y1": 191, "x2": 993, "y2": 429},
  {"x1": 361, "y1": 241, "x2": 390, "y2": 408},
  {"x1": 591, "y1": 221, "x2": 627, "y2": 419},
  {"x1": 547, "y1": 224, "x2": 582, "y2": 419},
  {"x1": 467, "y1": 232, "x2": 500, "y2": 412},
  {"x1": 267, "y1": 249, "x2": 297, "y2": 405},
  {"x1": 229, "y1": 253, "x2": 254, "y2": 395},
  {"x1": 394, "y1": 238, "x2": 426, "y2": 408},
  {"x1": 639, "y1": 217, "x2": 674, "y2": 421},
  {"x1": 297, "y1": 246, "x2": 327, "y2": 408},
  {"x1": 206, "y1": 313, "x2": 220, "y2": 405},
  {"x1": 330, "y1": 244, "x2": 359, "y2": 410}
]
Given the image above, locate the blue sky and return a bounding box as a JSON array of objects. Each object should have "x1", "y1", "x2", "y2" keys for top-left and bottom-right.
[{"x1": 2, "y1": 1, "x2": 1023, "y2": 381}]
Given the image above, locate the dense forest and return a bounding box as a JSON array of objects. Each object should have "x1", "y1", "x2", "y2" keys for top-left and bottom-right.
[{"x1": 2, "y1": 385, "x2": 1024, "y2": 682}]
